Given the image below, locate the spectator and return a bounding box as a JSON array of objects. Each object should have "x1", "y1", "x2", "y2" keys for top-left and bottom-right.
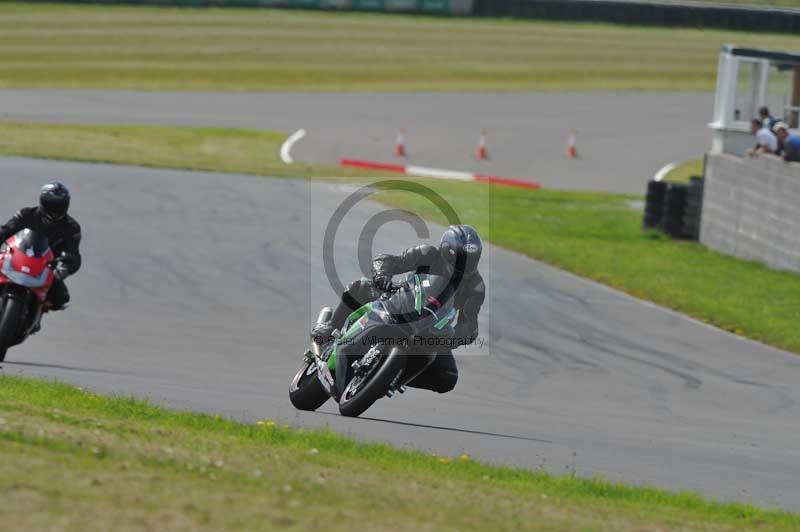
[
  {"x1": 759, "y1": 106, "x2": 778, "y2": 131},
  {"x1": 774, "y1": 122, "x2": 800, "y2": 163},
  {"x1": 748, "y1": 118, "x2": 778, "y2": 156}
]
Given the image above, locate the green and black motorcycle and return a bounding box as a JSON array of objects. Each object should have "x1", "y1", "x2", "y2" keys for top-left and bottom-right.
[{"x1": 289, "y1": 272, "x2": 458, "y2": 417}]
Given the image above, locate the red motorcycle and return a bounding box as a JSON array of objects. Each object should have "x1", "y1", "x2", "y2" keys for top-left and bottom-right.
[{"x1": 0, "y1": 229, "x2": 60, "y2": 362}]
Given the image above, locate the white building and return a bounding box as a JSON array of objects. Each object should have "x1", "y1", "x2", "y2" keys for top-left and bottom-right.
[{"x1": 710, "y1": 45, "x2": 800, "y2": 156}]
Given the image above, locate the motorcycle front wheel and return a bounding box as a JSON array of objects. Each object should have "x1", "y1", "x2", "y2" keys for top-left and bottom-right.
[
  {"x1": 338, "y1": 347, "x2": 406, "y2": 418},
  {"x1": 0, "y1": 297, "x2": 23, "y2": 362},
  {"x1": 289, "y1": 360, "x2": 330, "y2": 411}
]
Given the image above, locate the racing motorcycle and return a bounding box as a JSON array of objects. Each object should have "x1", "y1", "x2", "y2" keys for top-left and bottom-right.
[
  {"x1": 0, "y1": 229, "x2": 62, "y2": 362},
  {"x1": 289, "y1": 272, "x2": 459, "y2": 417}
]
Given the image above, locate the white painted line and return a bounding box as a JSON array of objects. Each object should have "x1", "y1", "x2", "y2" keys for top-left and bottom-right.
[
  {"x1": 653, "y1": 162, "x2": 677, "y2": 182},
  {"x1": 406, "y1": 165, "x2": 473, "y2": 181},
  {"x1": 280, "y1": 129, "x2": 306, "y2": 164}
]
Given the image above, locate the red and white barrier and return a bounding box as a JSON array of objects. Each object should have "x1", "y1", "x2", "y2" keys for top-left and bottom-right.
[{"x1": 340, "y1": 158, "x2": 540, "y2": 190}]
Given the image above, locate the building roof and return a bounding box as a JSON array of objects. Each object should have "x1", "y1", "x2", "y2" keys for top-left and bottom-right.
[{"x1": 723, "y1": 45, "x2": 800, "y2": 68}]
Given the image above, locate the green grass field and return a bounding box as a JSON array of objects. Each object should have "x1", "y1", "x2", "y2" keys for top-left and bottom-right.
[
  {"x1": 1, "y1": 2, "x2": 800, "y2": 91},
  {"x1": 1, "y1": 374, "x2": 798, "y2": 531},
  {"x1": 0, "y1": 122, "x2": 380, "y2": 179},
  {"x1": 2, "y1": 121, "x2": 799, "y2": 354}
]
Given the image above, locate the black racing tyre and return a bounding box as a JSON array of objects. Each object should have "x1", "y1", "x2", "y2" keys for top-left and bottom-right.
[
  {"x1": 685, "y1": 195, "x2": 701, "y2": 205},
  {"x1": 665, "y1": 196, "x2": 687, "y2": 207},
  {"x1": 289, "y1": 360, "x2": 330, "y2": 411},
  {"x1": 682, "y1": 221, "x2": 699, "y2": 235},
  {"x1": 683, "y1": 207, "x2": 700, "y2": 220},
  {"x1": 646, "y1": 180, "x2": 668, "y2": 197},
  {"x1": 339, "y1": 347, "x2": 406, "y2": 418},
  {"x1": 663, "y1": 213, "x2": 687, "y2": 238},
  {"x1": 682, "y1": 218, "x2": 700, "y2": 239},
  {"x1": 683, "y1": 219, "x2": 699, "y2": 230},
  {"x1": 642, "y1": 215, "x2": 662, "y2": 229},
  {"x1": 0, "y1": 298, "x2": 23, "y2": 362},
  {"x1": 643, "y1": 214, "x2": 663, "y2": 230},
  {"x1": 662, "y1": 184, "x2": 688, "y2": 237},
  {"x1": 643, "y1": 180, "x2": 668, "y2": 229}
]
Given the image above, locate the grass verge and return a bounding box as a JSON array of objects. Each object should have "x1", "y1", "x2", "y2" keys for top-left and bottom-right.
[
  {"x1": 2, "y1": 121, "x2": 799, "y2": 353},
  {"x1": 2, "y1": 2, "x2": 800, "y2": 91},
  {"x1": 663, "y1": 158, "x2": 705, "y2": 183},
  {"x1": 0, "y1": 374, "x2": 798, "y2": 531},
  {"x1": 0, "y1": 122, "x2": 380, "y2": 180}
]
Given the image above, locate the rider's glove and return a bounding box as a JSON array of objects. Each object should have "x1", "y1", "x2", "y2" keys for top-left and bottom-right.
[
  {"x1": 373, "y1": 273, "x2": 393, "y2": 292},
  {"x1": 53, "y1": 262, "x2": 71, "y2": 281}
]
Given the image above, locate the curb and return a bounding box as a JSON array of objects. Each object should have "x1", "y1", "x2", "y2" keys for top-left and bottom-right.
[
  {"x1": 340, "y1": 158, "x2": 541, "y2": 190},
  {"x1": 653, "y1": 162, "x2": 677, "y2": 182},
  {"x1": 280, "y1": 129, "x2": 307, "y2": 164}
]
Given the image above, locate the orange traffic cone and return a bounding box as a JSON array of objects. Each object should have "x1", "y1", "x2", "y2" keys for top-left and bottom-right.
[
  {"x1": 566, "y1": 129, "x2": 578, "y2": 159},
  {"x1": 475, "y1": 129, "x2": 488, "y2": 160},
  {"x1": 394, "y1": 129, "x2": 406, "y2": 158}
]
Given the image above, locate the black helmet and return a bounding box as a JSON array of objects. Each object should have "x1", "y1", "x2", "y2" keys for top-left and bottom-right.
[
  {"x1": 439, "y1": 224, "x2": 482, "y2": 278},
  {"x1": 39, "y1": 182, "x2": 70, "y2": 222}
]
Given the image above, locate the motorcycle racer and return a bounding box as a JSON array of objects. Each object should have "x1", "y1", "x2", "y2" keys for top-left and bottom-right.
[
  {"x1": 311, "y1": 224, "x2": 485, "y2": 394},
  {"x1": 0, "y1": 182, "x2": 82, "y2": 315}
]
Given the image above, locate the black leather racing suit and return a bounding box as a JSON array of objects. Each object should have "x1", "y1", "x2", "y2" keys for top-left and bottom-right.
[
  {"x1": 329, "y1": 244, "x2": 485, "y2": 394},
  {"x1": 0, "y1": 207, "x2": 82, "y2": 309}
]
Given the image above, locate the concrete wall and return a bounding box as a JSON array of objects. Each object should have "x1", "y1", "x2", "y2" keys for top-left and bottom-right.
[{"x1": 701, "y1": 153, "x2": 800, "y2": 273}]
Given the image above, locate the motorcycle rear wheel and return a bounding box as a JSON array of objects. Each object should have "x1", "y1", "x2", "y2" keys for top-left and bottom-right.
[
  {"x1": 289, "y1": 360, "x2": 330, "y2": 411},
  {"x1": 0, "y1": 298, "x2": 23, "y2": 362},
  {"x1": 339, "y1": 347, "x2": 406, "y2": 418}
]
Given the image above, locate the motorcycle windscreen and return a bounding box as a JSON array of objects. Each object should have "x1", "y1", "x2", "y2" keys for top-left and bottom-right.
[
  {"x1": 382, "y1": 273, "x2": 457, "y2": 335},
  {"x1": 2, "y1": 229, "x2": 53, "y2": 288},
  {"x1": 13, "y1": 229, "x2": 51, "y2": 258}
]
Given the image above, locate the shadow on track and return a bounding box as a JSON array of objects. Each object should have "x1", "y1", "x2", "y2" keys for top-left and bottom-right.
[{"x1": 316, "y1": 411, "x2": 555, "y2": 444}]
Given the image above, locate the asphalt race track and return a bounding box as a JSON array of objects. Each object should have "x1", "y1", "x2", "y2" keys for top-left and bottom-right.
[
  {"x1": 2, "y1": 157, "x2": 800, "y2": 510},
  {"x1": 0, "y1": 90, "x2": 712, "y2": 193}
]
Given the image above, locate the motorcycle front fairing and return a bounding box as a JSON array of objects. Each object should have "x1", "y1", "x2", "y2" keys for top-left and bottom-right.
[
  {"x1": 332, "y1": 273, "x2": 459, "y2": 396},
  {"x1": 0, "y1": 230, "x2": 55, "y2": 302},
  {"x1": 333, "y1": 301, "x2": 398, "y2": 397}
]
